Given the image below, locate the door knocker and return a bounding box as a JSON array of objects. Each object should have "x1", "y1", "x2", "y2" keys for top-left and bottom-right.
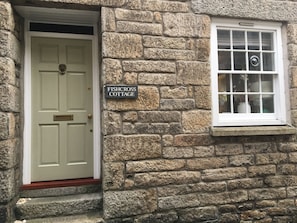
[{"x1": 59, "y1": 64, "x2": 67, "y2": 75}]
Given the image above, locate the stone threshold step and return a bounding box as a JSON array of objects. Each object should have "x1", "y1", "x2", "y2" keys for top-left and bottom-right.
[
  {"x1": 21, "y1": 184, "x2": 101, "y2": 198},
  {"x1": 14, "y1": 212, "x2": 104, "y2": 223},
  {"x1": 15, "y1": 193, "x2": 102, "y2": 221}
]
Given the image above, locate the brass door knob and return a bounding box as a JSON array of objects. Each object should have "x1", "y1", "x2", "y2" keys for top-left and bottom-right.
[{"x1": 88, "y1": 114, "x2": 93, "y2": 119}]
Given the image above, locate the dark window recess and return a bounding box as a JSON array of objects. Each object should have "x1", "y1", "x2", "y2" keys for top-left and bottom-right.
[{"x1": 30, "y1": 23, "x2": 93, "y2": 35}]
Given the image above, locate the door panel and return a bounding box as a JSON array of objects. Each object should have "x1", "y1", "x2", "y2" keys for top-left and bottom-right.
[
  {"x1": 66, "y1": 46, "x2": 85, "y2": 64},
  {"x1": 39, "y1": 125, "x2": 59, "y2": 166},
  {"x1": 67, "y1": 124, "x2": 88, "y2": 163},
  {"x1": 31, "y1": 37, "x2": 93, "y2": 182},
  {"x1": 67, "y1": 72, "x2": 87, "y2": 110},
  {"x1": 40, "y1": 45, "x2": 59, "y2": 63},
  {"x1": 40, "y1": 71, "x2": 59, "y2": 110}
]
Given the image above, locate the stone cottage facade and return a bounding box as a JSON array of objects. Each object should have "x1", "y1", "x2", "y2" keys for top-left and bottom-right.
[{"x1": 3, "y1": 0, "x2": 297, "y2": 222}]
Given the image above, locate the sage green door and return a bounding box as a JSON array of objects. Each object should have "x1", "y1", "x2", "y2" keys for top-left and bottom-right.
[{"x1": 31, "y1": 37, "x2": 93, "y2": 182}]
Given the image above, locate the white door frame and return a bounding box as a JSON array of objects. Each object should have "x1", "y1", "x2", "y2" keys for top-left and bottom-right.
[{"x1": 23, "y1": 20, "x2": 101, "y2": 184}]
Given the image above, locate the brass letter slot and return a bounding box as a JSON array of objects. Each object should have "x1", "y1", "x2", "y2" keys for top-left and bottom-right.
[{"x1": 53, "y1": 115, "x2": 73, "y2": 121}]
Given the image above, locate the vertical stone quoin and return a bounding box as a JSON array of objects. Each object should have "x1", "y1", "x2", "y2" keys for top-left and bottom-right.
[
  {"x1": 288, "y1": 23, "x2": 297, "y2": 125},
  {"x1": 0, "y1": 1, "x2": 22, "y2": 222}
]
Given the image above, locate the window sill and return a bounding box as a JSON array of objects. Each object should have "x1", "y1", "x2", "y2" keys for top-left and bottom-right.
[{"x1": 210, "y1": 125, "x2": 296, "y2": 136}]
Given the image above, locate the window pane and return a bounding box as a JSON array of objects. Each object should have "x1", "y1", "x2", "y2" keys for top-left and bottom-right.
[
  {"x1": 261, "y1": 75, "x2": 273, "y2": 92},
  {"x1": 218, "y1": 30, "x2": 230, "y2": 49},
  {"x1": 218, "y1": 74, "x2": 230, "y2": 92},
  {"x1": 249, "y1": 94, "x2": 260, "y2": 113},
  {"x1": 263, "y1": 95, "x2": 274, "y2": 113},
  {"x1": 218, "y1": 51, "x2": 231, "y2": 70},
  {"x1": 233, "y1": 31, "x2": 245, "y2": 49},
  {"x1": 234, "y1": 52, "x2": 246, "y2": 70},
  {"x1": 234, "y1": 95, "x2": 250, "y2": 113},
  {"x1": 219, "y1": 94, "x2": 231, "y2": 113},
  {"x1": 263, "y1": 53, "x2": 274, "y2": 71},
  {"x1": 262, "y1": 32, "x2": 274, "y2": 51},
  {"x1": 248, "y1": 32, "x2": 260, "y2": 50},
  {"x1": 248, "y1": 52, "x2": 261, "y2": 71},
  {"x1": 248, "y1": 74, "x2": 260, "y2": 92},
  {"x1": 233, "y1": 74, "x2": 246, "y2": 92}
]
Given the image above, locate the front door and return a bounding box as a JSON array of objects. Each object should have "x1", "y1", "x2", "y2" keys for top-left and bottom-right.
[{"x1": 31, "y1": 37, "x2": 93, "y2": 182}]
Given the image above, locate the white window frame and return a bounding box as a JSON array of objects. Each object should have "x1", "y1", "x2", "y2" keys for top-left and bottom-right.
[{"x1": 211, "y1": 18, "x2": 287, "y2": 127}]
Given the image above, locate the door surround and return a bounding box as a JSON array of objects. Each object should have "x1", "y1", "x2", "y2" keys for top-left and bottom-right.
[{"x1": 18, "y1": 7, "x2": 100, "y2": 184}]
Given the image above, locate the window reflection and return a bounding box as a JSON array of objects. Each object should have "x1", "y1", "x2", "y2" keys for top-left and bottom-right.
[
  {"x1": 218, "y1": 74, "x2": 230, "y2": 92},
  {"x1": 234, "y1": 52, "x2": 246, "y2": 70},
  {"x1": 218, "y1": 51, "x2": 231, "y2": 70},
  {"x1": 263, "y1": 53, "x2": 274, "y2": 71},
  {"x1": 218, "y1": 30, "x2": 230, "y2": 49},
  {"x1": 262, "y1": 32, "x2": 273, "y2": 51},
  {"x1": 233, "y1": 31, "x2": 245, "y2": 49},
  {"x1": 248, "y1": 32, "x2": 260, "y2": 50}
]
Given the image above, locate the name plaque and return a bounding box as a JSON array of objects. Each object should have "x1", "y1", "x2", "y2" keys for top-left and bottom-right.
[{"x1": 105, "y1": 85, "x2": 138, "y2": 99}]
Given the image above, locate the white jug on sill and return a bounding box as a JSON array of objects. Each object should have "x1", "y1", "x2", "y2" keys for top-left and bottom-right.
[{"x1": 237, "y1": 102, "x2": 251, "y2": 113}]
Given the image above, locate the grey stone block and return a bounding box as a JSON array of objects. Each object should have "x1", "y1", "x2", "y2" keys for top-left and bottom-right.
[
  {"x1": 15, "y1": 193, "x2": 102, "y2": 220},
  {"x1": 0, "y1": 206, "x2": 7, "y2": 223},
  {"x1": 0, "y1": 169, "x2": 15, "y2": 202},
  {"x1": 0, "y1": 139, "x2": 19, "y2": 170},
  {"x1": 104, "y1": 189, "x2": 157, "y2": 219}
]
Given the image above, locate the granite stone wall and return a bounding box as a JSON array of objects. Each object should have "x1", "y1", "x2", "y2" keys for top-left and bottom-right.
[
  {"x1": 101, "y1": 1, "x2": 297, "y2": 222},
  {"x1": 5, "y1": 0, "x2": 297, "y2": 222},
  {"x1": 0, "y1": 1, "x2": 22, "y2": 222}
]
